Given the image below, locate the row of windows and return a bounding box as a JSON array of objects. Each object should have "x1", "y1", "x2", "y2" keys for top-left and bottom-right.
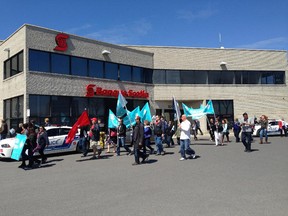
[
  {"x1": 4, "y1": 51, "x2": 24, "y2": 79},
  {"x1": 153, "y1": 70, "x2": 285, "y2": 84},
  {"x1": 4, "y1": 95, "x2": 24, "y2": 130},
  {"x1": 29, "y1": 49, "x2": 153, "y2": 83},
  {"x1": 3, "y1": 50, "x2": 285, "y2": 85}
]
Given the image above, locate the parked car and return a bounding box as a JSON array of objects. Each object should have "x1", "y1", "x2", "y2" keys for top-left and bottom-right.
[
  {"x1": 0, "y1": 126, "x2": 80, "y2": 159},
  {"x1": 252, "y1": 119, "x2": 287, "y2": 137}
]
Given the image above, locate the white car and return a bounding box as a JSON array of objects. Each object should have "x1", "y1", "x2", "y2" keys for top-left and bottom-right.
[
  {"x1": 253, "y1": 120, "x2": 286, "y2": 136},
  {"x1": 0, "y1": 126, "x2": 80, "y2": 159}
]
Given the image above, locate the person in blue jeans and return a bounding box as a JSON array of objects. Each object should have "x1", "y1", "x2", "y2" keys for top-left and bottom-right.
[
  {"x1": 259, "y1": 115, "x2": 268, "y2": 144},
  {"x1": 116, "y1": 119, "x2": 132, "y2": 156},
  {"x1": 153, "y1": 115, "x2": 165, "y2": 155},
  {"x1": 239, "y1": 112, "x2": 254, "y2": 152},
  {"x1": 178, "y1": 115, "x2": 196, "y2": 160}
]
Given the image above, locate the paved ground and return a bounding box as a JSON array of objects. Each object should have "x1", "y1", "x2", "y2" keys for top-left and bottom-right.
[{"x1": 1, "y1": 135, "x2": 288, "y2": 216}]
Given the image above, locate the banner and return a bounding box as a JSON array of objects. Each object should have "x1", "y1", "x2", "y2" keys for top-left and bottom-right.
[
  {"x1": 116, "y1": 92, "x2": 128, "y2": 117},
  {"x1": 140, "y1": 102, "x2": 152, "y2": 122},
  {"x1": 11, "y1": 134, "x2": 27, "y2": 161},
  {"x1": 108, "y1": 109, "x2": 119, "y2": 128}
]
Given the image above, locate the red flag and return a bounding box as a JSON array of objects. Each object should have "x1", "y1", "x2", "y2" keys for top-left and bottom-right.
[{"x1": 65, "y1": 110, "x2": 90, "y2": 144}]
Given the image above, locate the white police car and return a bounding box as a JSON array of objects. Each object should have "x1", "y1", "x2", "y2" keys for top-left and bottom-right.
[
  {"x1": 0, "y1": 126, "x2": 80, "y2": 159},
  {"x1": 253, "y1": 120, "x2": 286, "y2": 136}
]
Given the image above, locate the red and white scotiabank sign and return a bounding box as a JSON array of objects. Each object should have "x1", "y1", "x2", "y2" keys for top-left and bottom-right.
[
  {"x1": 85, "y1": 84, "x2": 149, "y2": 98},
  {"x1": 54, "y1": 33, "x2": 69, "y2": 52}
]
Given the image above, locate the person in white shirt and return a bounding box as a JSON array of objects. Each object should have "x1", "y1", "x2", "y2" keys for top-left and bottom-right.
[
  {"x1": 239, "y1": 112, "x2": 254, "y2": 152},
  {"x1": 178, "y1": 115, "x2": 196, "y2": 161}
]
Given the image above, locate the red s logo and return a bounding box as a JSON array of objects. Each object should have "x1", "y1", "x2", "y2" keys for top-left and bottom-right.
[
  {"x1": 54, "y1": 33, "x2": 69, "y2": 51},
  {"x1": 85, "y1": 84, "x2": 96, "y2": 97}
]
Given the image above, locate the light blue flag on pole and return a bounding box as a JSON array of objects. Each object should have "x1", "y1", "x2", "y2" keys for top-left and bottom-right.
[
  {"x1": 182, "y1": 103, "x2": 192, "y2": 117},
  {"x1": 116, "y1": 91, "x2": 128, "y2": 117},
  {"x1": 11, "y1": 134, "x2": 27, "y2": 161},
  {"x1": 123, "y1": 106, "x2": 141, "y2": 128},
  {"x1": 108, "y1": 109, "x2": 119, "y2": 128},
  {"x1": 140, "y1": 102, "x2": 152, "y2": 122},
  {"x1": 204, "y1": 100, "x2": 215, "y2": 114}
]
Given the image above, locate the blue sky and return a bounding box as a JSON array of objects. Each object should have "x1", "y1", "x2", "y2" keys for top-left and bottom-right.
[{"x1": 1, "y1": 0, "x2": 288, "y2": 50}]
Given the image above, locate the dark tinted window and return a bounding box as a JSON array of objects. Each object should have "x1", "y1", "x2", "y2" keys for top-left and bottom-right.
[
  {"x1": 4, "y1": 59, "x2": 11, "y2": 79},
  {"x1": 132, "y1": 67, "x2": 143, "y2": 82},
  {"x1": 153, "y1": 70, "x2": 166, "y2": 84},
  {"x1": 4, "y1": 51, "x2": 24, "y2": 79},
  {"x1": 208, "y1": 71, "x2": 222, "y2": 84},
  {"x1": 89, "y1": 60, "x2": 104, "y2": 78},
  {"x1": 29, "y1": 50, "x2": 50, "y2": 72},
  {"x1": 51, "y1": 53, "x2": 70, "y2": 74},
  {"x1": 120, "y1": 65, "x2": 132, "y2": 81},
  {"x1": 194, "y1": 71, "x2": 207, "y2": 84},
  {"x1": 243, "y1": 72, "x2": 261, "y2": 84},
  {"x1": 30, "y1": 95, "x2": 50, "y2": 117},
  {"x1": 274, "y1": 72, "x2": 285, "y2": 84},
  {"x1": 51, "y1": 96, "x2": 71, "y2": 125},
  {"x1": 47, "y1": 128, "x2": 59, "y2": 137},
  {"x1": 71, "y1": 97, "x2": 89, "y2": 117},
  {"x1": 71, "y1": 56, "x2": 87, "y2": 76},
  {"x1": 59, "y1": 128, "x2": 71, "y2": 135},
  {"x1": 143, "y1": 68, "x2": 153, "y2": 83},
  {"x1": 235, "y1": 72, "x2": 242, "y2": 84},
  {"x1": 105, "y1": 62, "x2": 118, "y2": 80},
  {"x1": 181, "y1": 71, "x2": 193, "y2": 84},
  {"x1": 166, "y1": 70, "x2": 180, "y2": 84}
]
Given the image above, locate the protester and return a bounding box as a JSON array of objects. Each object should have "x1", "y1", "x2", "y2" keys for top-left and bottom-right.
[
  {"x1": 132, "y1": 116, "x2": 148, "y2": 165},
  {"x1": 116, "y1": 118, "x2": 132, "y2": 156},
  {"x1": 239, "y1": 112, "x2": 254, "y2": 152},
  {"x1": 44, "y1": 118, "x2": 51, "y2": 127},
  {"x1": 232, "y1": 118, "x2": 241, "y2": 143},
  {"x1": 34, "y1": 125, "x2": 49, "y2": 163},
  {"x1": 214, "y1": 119, "x2": 223, "y2": 146},
  {"x1": 144, "y1": 120, "x2": 154, "y2": 154},
  {"x1": 89, "y1": 117, "x2": 101, "y2": 159},
  {"x1": 153, "y1": 115, "x2": 165, "y2": 155},
  {"x1": 79, "y1": 125, "x2": 89, "y2": 157},
  {"x1": 259, "y1": 115, "x2": 268, "y2": 144},
  {"x1": 208, "y1": 118, "x2": 215, "y2": 141},
  {"x1": 107, "y1": 128, "x2": 117, "y2": 153},
  {"x1": 178, "y1": 114, "x2": 196, "y2": 161},
  {"x1": 165, "y1": 120, "x2": 175, "y2": 147},
  {"x1": 222, "y1": 119, "x2": 230, "y2": 143},
  {"x1": 195, "y1": 119, "x2": 203, "y2": 135},
  {"x1": 0, "y1": 119, "x2": 8, "y2": 140}
]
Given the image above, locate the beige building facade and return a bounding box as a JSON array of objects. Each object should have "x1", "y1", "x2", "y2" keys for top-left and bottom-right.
[{"x1": 0, "y1": 24, "x2": 287, "y2": 131}]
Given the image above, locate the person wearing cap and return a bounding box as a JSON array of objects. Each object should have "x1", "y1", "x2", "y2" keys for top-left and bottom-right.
[
  {"x1": 239, "y1": 112, "x2": 254, "y2": 152},
  {"x1": 89, "y1": 117, "x2": 101, "y2": 159}
]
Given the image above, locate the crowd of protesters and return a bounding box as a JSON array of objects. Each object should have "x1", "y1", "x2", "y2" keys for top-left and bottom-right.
[{"x1": 0, "y1": 111, "x2": 287, "y2": 169}]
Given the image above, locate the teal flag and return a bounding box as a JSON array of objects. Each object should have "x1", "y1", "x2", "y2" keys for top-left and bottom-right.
[
  {"x1": 116, "y1": 92, "x2": 127, "y2": 117},
  {"x1": 11, "y1": 134, "x2": 27, "y2": 161},
  {"x1": 140, "y1": 102, "x2": 152, "y2": 122},
  {"x1": 203, "y1": 100, "x2": 215, "y2": 114},
  {"x1": 182, "y1": 103, "x2": 207, "y2": 119},
  {"x1": 108, "y1": 109, "x2": 119, "y2": 128},
  {"x1": 182, "y1": 103, "x2": 192, "y2": 117},
  {"x1": 123, "y1": 106, "x2": 141, "y2": 128}
]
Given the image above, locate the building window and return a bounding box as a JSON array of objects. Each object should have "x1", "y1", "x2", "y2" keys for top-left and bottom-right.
[
  {"x1": 119, "y1": 64, "x2": 132, "y2": 81},
  {"x1": 89, "y1": 59, "x2": 104, "y2": 78},
  {"x1": 71, "y1": 56, "x2": 88, "y2": 76},
  {"x1": 4, "y1": 51, "x2": 24, "y2": 79},
  {"x1": 132, "y1": 66, "x2": 144, "y2": 83},
  {"x1": 153, "y1": 70, "x2": 166, "y2": 84},
  {"x1": 166, "y1": 70, "x2": 181, "y2": 84},
  {"x1": 29, "y1": 95, "x2": 50, "y2": 117},
  {"x1": 143, "y1": 68, "x2": 153, "y2": 84},
  {"x1": 4, "y1": 95, "x2": 24, "y2": 130},
  {"x1": 29, "y1": 49, "x2": 50, "y2": 72},
  {"x1": 51, "y1": 53, "x2": 70, "y2": 75},
  {"x1": 105, "y1": 62, "x2": 118, "y2": 80},
  {"x1": 51, "y1": 96, "x2": 71, "y2": 125}
]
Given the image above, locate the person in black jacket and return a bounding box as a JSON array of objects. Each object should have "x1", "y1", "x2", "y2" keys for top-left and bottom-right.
[
  {"x1": 116, "y1": 118, "x2": 132, "y2": 156},
  {"x1": 89, "y1": 118, "x2": 101, "y2": 159},
  {"x1": 132, "y1": 116, "x2": 148, "y2": 165},
  {"x1": 35, "y1": 125, "x2": 49, "y2": 164}
]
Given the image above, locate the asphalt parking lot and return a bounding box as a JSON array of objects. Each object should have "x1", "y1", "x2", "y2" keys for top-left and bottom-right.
[{"x1": 1, "y1": 136, "x2": 288, "y2": 216}]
